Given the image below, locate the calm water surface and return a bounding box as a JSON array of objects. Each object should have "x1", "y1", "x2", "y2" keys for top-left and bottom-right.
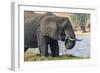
[{"x1": 58, "y1": 35, "x2": 90, "y2": 57}]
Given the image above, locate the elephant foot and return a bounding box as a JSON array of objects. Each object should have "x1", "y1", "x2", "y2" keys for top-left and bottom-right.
[{"x1": 39, "y1": 48, "x2": 49, "y2": 57}]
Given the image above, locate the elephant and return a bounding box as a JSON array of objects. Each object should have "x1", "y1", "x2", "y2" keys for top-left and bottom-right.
[{"x1": 24, "y1": 11, "x2": 76, "y2": 57}]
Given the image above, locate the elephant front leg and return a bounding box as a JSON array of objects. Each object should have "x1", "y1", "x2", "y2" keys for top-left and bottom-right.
[
  {"x1": 50, "y1": 40, "x2": 59, "y2": 57},
  {"x1": 38, "y1": 36, "x2": 48, "y2": 56}
]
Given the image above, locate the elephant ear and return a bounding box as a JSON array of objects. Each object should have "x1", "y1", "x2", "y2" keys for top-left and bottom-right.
[{"x1": 40, "y1": 16, "x2": 59, "y2": 40}]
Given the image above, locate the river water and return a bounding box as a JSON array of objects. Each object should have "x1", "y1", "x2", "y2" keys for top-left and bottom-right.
[{"x1": 58, "y1": 35, "x2": 90, "y2": 57}]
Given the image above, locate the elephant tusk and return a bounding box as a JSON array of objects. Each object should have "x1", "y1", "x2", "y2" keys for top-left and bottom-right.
[{"x1": 68, "y1": 37, "x2": 75, "y2": 41}]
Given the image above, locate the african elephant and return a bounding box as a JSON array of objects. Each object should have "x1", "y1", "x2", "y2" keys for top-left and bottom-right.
[{"x1": 24, "y1": 11, "x2": 76, "y2": 57}]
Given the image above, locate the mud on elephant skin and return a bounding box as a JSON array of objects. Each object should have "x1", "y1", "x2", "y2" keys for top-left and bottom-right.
[{"x1": 24, "y1": 11, "x2": 76, "y2": 57}]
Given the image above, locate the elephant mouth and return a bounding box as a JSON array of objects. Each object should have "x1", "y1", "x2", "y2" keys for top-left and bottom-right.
[
  {"x1": 61, "y1": 32, "x2": 66, "y2": 41},
  {"x1": 65, "y1": 37, "x2": 76, "y2": 49},
  {"x1": 61, "y1": 38, "x2": 65, "y2": 41}
]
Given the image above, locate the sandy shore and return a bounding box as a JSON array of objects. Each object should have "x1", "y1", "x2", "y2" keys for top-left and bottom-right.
[{"x1": 75, "y1": 31, "x2": 90, "y2": 36}]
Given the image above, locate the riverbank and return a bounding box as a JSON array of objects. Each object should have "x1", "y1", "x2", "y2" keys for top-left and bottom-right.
[
  {"x1": 75, "y1": 31, "x2": 90, "y2": 36},
  {"x1": 24, "y1": 49, "x2": 90, "y2": 61},
  {"x1": 24, "y1": 53, "x2": 89, "y2": 61}
]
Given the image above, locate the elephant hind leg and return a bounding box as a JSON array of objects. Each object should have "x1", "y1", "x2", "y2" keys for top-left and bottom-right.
[{"x1": 50, "y1": 40, "x2": 59, "y2": 57}]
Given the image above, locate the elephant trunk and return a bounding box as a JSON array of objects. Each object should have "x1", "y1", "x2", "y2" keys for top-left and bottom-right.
[{"x1": 65, "y1": 30, "x2": 76, "y2": 49}]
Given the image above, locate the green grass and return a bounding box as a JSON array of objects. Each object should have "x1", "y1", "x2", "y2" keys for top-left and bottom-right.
[{"x1": 24, "y1": 51, "x2": 90, "y2": 61}]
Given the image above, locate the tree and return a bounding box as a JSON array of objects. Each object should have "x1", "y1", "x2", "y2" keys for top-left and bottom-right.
[
  {"x1": 79, "y1": 14, "x2": 87, "y2": 32},
  {"x1": 71, "y1": 13, "x2": 88, "y2": 32}
]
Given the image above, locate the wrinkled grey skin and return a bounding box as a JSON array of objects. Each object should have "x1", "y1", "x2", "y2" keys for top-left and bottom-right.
[{"x1": 24, "y1": 11, "x2": 76, "y2": 56}]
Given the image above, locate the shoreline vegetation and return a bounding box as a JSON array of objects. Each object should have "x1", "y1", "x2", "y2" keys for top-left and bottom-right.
[{"x1": 24, "y1": 51, "x2": 90, "y2": 61}]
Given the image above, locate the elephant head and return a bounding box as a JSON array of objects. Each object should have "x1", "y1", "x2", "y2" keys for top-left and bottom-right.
[
  {"x1": 40, "y1": 15, "x2": 76, "y2": 49},
  {"x1": 63, "y1": 17, "x2": 76, "y2": 49}
]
